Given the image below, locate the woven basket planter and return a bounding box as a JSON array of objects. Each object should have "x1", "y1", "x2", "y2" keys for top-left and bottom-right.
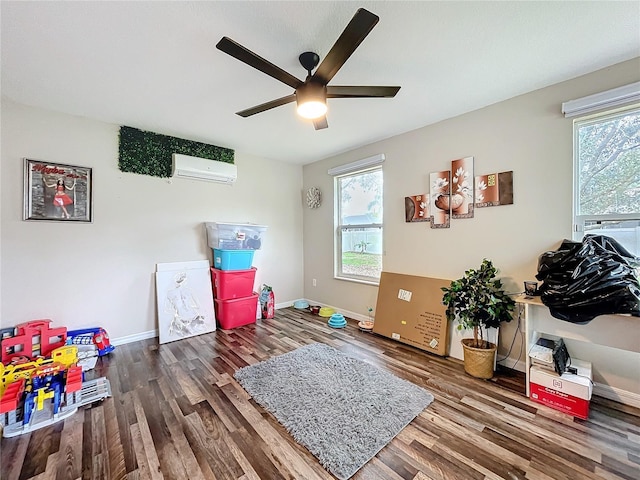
[{"x1": 461, "y1": 338, "x2": 497, "y2": 379}]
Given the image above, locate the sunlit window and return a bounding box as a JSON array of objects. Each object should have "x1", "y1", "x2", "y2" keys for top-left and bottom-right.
[
  {"x1": 335, "y1": 167, "x2": 383, "y2": 283},
  {"x1": 573, "y1": 106, "x2": 640, "y2": 256}
]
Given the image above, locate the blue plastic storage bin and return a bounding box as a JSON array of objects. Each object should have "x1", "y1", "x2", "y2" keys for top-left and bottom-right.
[{"x1": 213, "y1": 248, "x2": 255, "y2": 271}]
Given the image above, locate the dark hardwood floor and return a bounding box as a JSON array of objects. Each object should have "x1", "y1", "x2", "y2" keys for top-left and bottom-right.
[{"x1": 2, "y1": 307, "x2": 639, "y2": 480}]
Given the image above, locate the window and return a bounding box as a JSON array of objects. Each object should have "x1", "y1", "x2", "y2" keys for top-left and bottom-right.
[
  {"x1": 573, "y1": 106, "x2": 640, "y2": 256},
  {"x1": 334, "y1": 165, "x2": 383, "y2": 283}
]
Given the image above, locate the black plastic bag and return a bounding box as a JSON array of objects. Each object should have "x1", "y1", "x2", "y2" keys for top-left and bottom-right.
[{"x1": 535, "y1": 235, "x2": 640, "y2": 323}]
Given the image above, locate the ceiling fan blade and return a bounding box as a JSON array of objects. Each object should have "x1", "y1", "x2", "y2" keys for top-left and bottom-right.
[
  {"x1": 236, "y1": 94, "x2": 297, "y2": 117},
  {"x1": 216, "y1": 37, "x2": 303, "y2": 89},
  {"x1": 327, "y1": 85, "x2": 400, "y2": 98},
  {"x1": 313, "y1": 116, "x2": 328, "y2": 130},
  {"x1": 312, "y1": 8, "x2": 379, "y2": 85}
]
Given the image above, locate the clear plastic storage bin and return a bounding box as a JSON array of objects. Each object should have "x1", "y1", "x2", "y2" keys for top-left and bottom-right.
[{"x1": 205, "y1": 222, "x2": 268, "y2": 250}]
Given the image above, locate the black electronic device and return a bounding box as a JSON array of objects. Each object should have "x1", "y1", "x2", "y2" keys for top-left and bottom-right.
[{"x1": 535, "y1": 336, "x2": 570, "y2": 375}]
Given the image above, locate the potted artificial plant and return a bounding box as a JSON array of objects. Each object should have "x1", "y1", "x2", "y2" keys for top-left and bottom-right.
[{"x1": 441, "y1": 259, "x2": 515, "y2": 379}]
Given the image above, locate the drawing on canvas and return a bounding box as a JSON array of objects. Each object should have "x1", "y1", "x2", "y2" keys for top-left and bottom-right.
[{"x1": 156, "y1": 260, "x2": 215, "y2": 344}]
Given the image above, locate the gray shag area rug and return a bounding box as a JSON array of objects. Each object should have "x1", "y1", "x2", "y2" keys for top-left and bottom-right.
[{"x1": 233, "y1": 343, "x2": 434, "y2": 480}]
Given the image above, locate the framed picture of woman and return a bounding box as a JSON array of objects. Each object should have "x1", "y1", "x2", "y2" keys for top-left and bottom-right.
[{"x1": 23, "y1": 158, "x2": 93, "y2": 222}]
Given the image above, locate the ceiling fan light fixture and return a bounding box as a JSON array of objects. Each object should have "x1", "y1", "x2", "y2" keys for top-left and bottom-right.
[
  {"x1": 296, "y1": 82, "x2": 327, "y2": 119},
  {"x1": 297, "y1": 100, "x2": 327, "y2": 119},
  {"x1": 217, "y1": 9, "x2": 398, "y2": 129}
]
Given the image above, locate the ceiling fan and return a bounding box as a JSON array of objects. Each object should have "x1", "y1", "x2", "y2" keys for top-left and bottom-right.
[{"x1": 216, "y1": 8, "x2": 400, "y2": 130}]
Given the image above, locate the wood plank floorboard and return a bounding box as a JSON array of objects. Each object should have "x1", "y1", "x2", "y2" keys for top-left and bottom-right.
[{"x1": 2, "y1": 308, "x2": 639, "y2": 480}]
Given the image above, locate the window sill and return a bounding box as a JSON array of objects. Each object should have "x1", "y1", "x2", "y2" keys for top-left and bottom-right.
[{"x1": 334, "y1": 275, "x2": 380, "y2": 287}]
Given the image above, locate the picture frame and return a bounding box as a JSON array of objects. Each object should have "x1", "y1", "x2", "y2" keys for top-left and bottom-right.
[{"x1": 23, "y1": 158, "x2": 93, "y2": 222}]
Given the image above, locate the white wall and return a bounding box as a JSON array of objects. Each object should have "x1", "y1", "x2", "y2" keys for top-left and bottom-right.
[
  {"x1": 0, "y1": 99, "x2": 304, "y2": 340},
  {"x1": 302, "y1": 58, "x2": 640, "y2": 398},
  {"x1": 2, "y1": 59, "x2": 637, "y2": 400}
]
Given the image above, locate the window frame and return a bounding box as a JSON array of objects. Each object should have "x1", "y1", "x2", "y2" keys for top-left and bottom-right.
[
  {"x1": 334, "y1": 166, "x2": 383, "y2": 285},
  {"x1": 572, "y1": 105, "x2": 640, "y2": 254}
]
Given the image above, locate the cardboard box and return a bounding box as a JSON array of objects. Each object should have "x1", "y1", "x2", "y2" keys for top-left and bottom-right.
[
  {"x1": 373, "y1": 272, "x2": 450, "y2": 356},
  {"x1": 529, "y1": 383, "x2": 590, "y2": 419},
  {"x1": 529, "y1": 359, "x2": 593, "y2": 400},
  {"x1": 529, "y1": 358, "x2": 592, "y2": 419}
]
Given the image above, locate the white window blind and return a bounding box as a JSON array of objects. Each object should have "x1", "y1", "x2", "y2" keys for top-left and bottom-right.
[
  {"x1": 562, "y1": 82, "x2": 640, "y2": 118},
  {"x1": 328, "y1": 154, "x2": 385, "y2": 176}
]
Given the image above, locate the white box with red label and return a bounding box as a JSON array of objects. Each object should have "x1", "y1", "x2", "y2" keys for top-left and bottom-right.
[{"x1": 529, "y1": 358, "x2": 592, "y2": 419}]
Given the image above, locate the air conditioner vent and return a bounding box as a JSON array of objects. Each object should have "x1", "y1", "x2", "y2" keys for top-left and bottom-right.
[{"x1": 172, "y1": 154, "x2": 237, "y2": 184}]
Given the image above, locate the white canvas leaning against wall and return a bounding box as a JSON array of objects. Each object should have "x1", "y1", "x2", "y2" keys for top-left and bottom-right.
[{"x1": 155, "y1": 260, "x2": 216, "y2": 344}]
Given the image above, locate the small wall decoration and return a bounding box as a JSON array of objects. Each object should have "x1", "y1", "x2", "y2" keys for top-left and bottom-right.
[
  {"x1": 475, "y1": 171, "x2": 514, "y2": 207},
  {"x1": 430, "y1": 171, "x2": 451, "y2": 229},
  {"x1": 24, "y1": 158, "x2": 92, "y2": 222},
  {"x1": 405, "y1": 194, "x2": 429, "y2": 222},
  {"x1": 306, "y1": 187, "x2": 322, "y2": 209},
  {"x1": 451, "y1": 156, "x2": 474, "y2": 219},
  {"x1": 155, "y1": 260, "x2": 216, "y2": 344}
]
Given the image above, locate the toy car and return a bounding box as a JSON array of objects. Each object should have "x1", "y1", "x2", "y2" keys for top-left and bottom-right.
[{"x1": 66, "y1": 327, "x2": 114, "y2": 356}]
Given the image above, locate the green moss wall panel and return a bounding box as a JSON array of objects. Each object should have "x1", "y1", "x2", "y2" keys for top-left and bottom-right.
[{"x1": 118, "y1": 126, "x2": 234, "y2": 178}]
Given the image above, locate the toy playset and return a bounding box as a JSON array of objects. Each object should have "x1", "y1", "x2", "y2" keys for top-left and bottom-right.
[{"x1": 0, "y1": 319, "x2": 113, "y2": 437}]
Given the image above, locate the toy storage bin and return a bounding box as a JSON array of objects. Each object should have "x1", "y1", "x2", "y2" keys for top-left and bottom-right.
[
  {"x1": 205, "y1": 222, "x2": 268, "y2": 250},
  {"x1": 211, "y1": 267, "x2": 257, "y2": 300},
  {"x1": 215, "y1": 293, "x2": 259, "y2": 330},
  {"x1": 213, "y1": 248, "x2": 255, "y2": 271}
]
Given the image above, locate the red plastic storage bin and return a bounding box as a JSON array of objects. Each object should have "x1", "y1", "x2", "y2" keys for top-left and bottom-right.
[
  {"x1": 211, "y1": 267, "x2": 257, "y2": 300},
  {"x1": 215, "y1": 293, "x2": 259, "y2": 330}
]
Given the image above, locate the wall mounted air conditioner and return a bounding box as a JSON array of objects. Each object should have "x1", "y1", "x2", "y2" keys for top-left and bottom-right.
[{"x1": 172, "y1": 154, "x2": 237, "y2": 184}]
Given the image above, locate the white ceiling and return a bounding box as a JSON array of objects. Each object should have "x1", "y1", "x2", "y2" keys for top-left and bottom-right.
[{"x1": 2, "y1": 1, "x2": 639, "y2": 165}]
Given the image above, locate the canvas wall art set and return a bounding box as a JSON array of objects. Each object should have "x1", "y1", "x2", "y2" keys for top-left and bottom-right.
[{"x1": 405, "y1": 156, "x2": 513, "y2": 228}]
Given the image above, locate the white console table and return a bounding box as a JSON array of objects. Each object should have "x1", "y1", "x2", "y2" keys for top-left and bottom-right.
[{"x1": 517, "y1": 295, "x2": 640, "y2": 397}]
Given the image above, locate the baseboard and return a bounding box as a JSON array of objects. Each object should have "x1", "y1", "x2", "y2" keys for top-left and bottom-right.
[
  {"x1": 497, "y1": 355, "x2": 526, "y2": 373},
  {"x1": 111, "y1": 329, "x2": 157, "y2": 346},
  {"x1": 112, "y1": 302, "x2": 291, "y2": 344},
  {"x1": 593, "y1": 383, "x2": 640, "y2": 408}
]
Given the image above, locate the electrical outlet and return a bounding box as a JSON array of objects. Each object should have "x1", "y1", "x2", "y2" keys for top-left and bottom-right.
[{"x1": 312, "y1": 278, "x2": 317, "y2": 287}]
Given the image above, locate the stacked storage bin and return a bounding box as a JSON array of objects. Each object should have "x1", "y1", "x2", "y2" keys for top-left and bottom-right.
[{"x1": 205, "y1": 222, "x2": 267, "y2": 330}]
